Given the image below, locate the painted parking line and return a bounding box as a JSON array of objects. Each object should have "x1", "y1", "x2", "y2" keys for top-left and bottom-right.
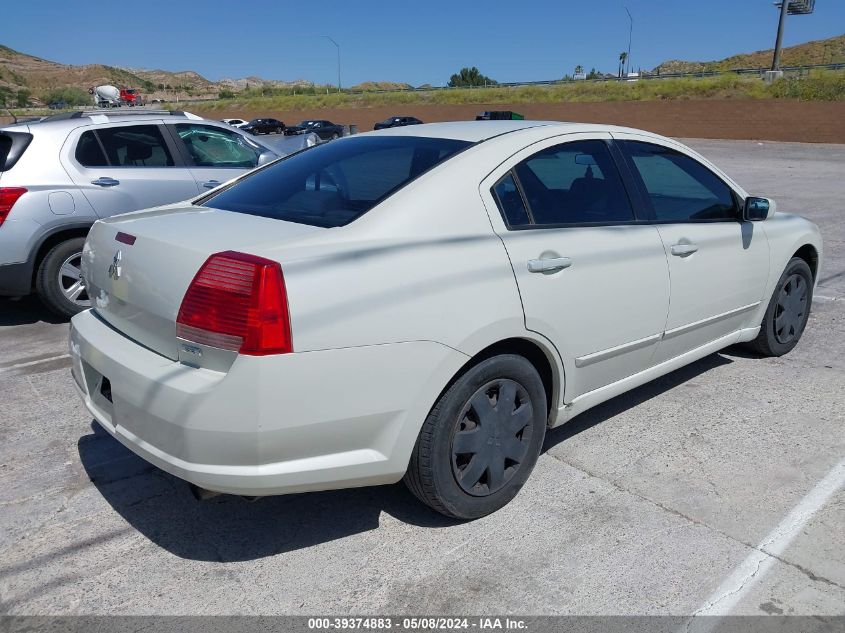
[
  {"x1": 0, "y1": 353, "x2": 70, "y2": 373},
  {"x1": 687, "y1": 456, "x2": 845, "y2": 627}
]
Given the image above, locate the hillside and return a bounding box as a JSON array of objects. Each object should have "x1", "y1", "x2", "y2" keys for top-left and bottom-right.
[
  {"x1": 655, "y1": 33, "x2": 845, "y2": 74},
  {"x1": 0, "y1": 45, "x2": 304, "y2": 106},
  {"x1": 0, "y1": 44, "x2": 158, "y2": 103}
]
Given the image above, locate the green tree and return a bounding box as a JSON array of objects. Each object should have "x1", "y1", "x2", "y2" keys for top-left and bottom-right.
[
  {"x1": 42, "y1": 87, "x2": 91, "y2": 106},
  {"x1": 218, "y1": 88, "x2": 235, "y2": 99},
  {"x1": 447, "y1": 67, "x2": 498, "y2": 88},
  {"x1": 587, "y1": 67, "x2": 600, "y2": 80},
  {"x1": 16, "y1": 89, "x2": 30, "y2": 107},
  {"x1": 575, "y1": 65, "x2": 584, "y2": 75},
  {"x1": 619, "y1": 52, "x2": 628, "y2": 78}
]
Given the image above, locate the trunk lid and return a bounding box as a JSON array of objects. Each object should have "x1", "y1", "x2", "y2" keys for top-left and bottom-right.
[{"x1": 82, "y1": 205, "x2": 323, "y2": 360}]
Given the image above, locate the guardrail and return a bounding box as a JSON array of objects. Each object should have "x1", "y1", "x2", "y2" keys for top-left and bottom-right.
[{"x1": 338, "y1": 62, "x2": 845, "y2": 95}]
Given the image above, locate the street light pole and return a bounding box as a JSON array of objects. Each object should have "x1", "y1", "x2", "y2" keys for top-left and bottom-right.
[
  {"x1": 625, "y1": 6, "x2": 633, "y2": 76},
  {"x1": 321, "y1": 35, "x2": 341, "y2": 92},
  {"x1": 771, "y1": 0, "x2": 790, "y2": 71}
]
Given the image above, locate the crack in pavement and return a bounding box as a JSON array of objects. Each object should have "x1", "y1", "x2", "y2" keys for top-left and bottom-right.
[{"x1": 543, "y1": 451, "x2": 845, "y2": 594}]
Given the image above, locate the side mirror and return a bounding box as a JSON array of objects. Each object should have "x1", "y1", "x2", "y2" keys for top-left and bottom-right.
[
  {"x1": 743, "y1": 196, "x2": 775, "y2": 221},
  {"x1": 257, "y1": 151, "x2": 277, "y2": 167}
]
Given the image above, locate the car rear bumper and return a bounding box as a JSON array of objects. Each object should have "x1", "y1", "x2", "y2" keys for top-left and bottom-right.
[{"x1": 69, "y1": 309, "x2": 468, "y2": 496}]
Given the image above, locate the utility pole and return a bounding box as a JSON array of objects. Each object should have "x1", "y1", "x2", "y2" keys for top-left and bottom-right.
[
  {"x1": 771, "y1": 0, "x2": 790, "y2": 71},
  {"x1": 625, "y1": 6, "x2": 633, "y2": 76},
  {"x1": 321, "y1": 35, "x2": 341, "y2": 92}
]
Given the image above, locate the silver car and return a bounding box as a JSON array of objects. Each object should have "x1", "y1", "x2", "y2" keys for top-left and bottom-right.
[{"x1": 0, "y1": 110, "x2": 276, "y2": 317}]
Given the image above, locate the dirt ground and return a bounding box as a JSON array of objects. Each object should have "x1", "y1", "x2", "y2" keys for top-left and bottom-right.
[{"x1": 202, "y1": 99, "x2": 845, "y2": 143}]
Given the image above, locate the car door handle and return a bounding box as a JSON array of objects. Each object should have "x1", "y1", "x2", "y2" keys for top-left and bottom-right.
[
  {"x1": 527, "y1": 257, "x2": 572, "y2": 273},
  {"x1": 670, "y1": 243, "x2": 699, "y2": 256},
  {"x1": 202, "y1": 180, "x2": 222, "y2": 189},
  {"x1": 91, "y1": 177, "x2": 120, "y2": 187}
]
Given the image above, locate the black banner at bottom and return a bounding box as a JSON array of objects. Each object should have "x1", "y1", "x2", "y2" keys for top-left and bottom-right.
[{"x1": 1, "y1": 616, "x2": 842, "y2": 633}]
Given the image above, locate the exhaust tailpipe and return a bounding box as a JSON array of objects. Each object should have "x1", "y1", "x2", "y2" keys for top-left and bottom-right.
[{"x1": 189, "y1": 483, "x2": 221, "y2": 501}]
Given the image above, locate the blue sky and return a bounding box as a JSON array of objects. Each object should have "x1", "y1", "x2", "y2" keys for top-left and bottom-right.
[{"x1": 4, "y1": 0, "x2": 844, "y2": 86}]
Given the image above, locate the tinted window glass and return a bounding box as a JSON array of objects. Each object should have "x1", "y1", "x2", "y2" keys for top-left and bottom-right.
[
  {"x1": 95, "y1": 125, "x2": 174, "y2": 167},
  {"x1": 175, "y1": 123, "x2": 260, "y2": 168},
  {"x1": 514, "y1": 140, "x2": 633, "y2": 225},
  {"x1": 625, "y1": 141, "x2": 737, "y2": 221},
  {"x1": 202, "y1": 135, "x2": 470, "y2": 227},
  {"x1": 75, "y1": 131, "x2": 108, "y2": 167},
  {"x1": 492, "y1": 173, "x2": 530, "y2": 227}
]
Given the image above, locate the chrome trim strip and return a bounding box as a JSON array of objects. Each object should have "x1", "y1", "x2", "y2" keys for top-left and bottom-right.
[
  {"x1": 662, "y1": 302, "x2": 761, "y2": 340},
  {"x1": 575, "y1": 333, "x2": 662, "y2": 368}
]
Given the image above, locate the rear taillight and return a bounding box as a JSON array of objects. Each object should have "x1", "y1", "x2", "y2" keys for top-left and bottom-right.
[
  {"x1": 0, "y1": 187, "x2": 27, "y2": 227},
  {"x1": 176, "y1": 251, "x2": 292, "y2": 356}
]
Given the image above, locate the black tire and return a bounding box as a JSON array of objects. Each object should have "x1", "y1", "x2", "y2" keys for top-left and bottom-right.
[
  {"x1": 36, "y1": 237, "x2": 89, "y2": 319},
  {"x1": 746, "y1": 257, "x2": 813, "y2": 357},
  {"x1": 404, "y1": 354, "x2": 547, "y2": 519},
  {"x1": 331, "y1": 132, "x2": 339, "y2": 140},
  {"x1": 275, "y1": 127, "x2": 283, "y2": 134}
]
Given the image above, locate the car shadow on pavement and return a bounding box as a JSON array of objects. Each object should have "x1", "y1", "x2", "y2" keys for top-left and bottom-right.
[
  {"x1": 77, "y1": 422, "x2": 458, "y2": 562},
  {"x1": 0, "y1": 296, "x2": 65, "y2": 326},
  {"x1": 543, "y1": 351, "x2": 734, "y2": 451},
  {"x1": 78, "y1": 350, "x2": 735, "y2": 562}
]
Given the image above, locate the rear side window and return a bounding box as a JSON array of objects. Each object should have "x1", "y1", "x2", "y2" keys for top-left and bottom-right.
[
  {"x1": 0, "y1": 131, "x2": 33, "y2": 172},
  {"x1": 492, "y1": 173, "x2": 530, "y2": 227},
  {"x1": 511, "y1": 140, "x2": 634, "y2": 225},
  {"x1": 201, "y1": 135, "x2": 470, "y2": 227},
  {"x1": 624, "y1": 141, "x2": 737, "y2": 221},
  {"x1": 75, "y1": 131, "x2": 108, "y2": 167},
  {"x1": 77, "y1": 125, "x2": 174, "y2": 168}
]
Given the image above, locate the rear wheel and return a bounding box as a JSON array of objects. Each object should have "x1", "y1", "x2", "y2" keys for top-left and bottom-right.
[
  {"x1": 36, "y1": 237, "x2": 90, "y2": 319},
  {"x1": 404, "y1": 354, "x2": 547, "y2": 519},
  {"x1": 331, "y1": 132, "x2": 339, "y2": 140},
  {"x1": 746, "y1": 257, "x2": 813, "y2": 357}
]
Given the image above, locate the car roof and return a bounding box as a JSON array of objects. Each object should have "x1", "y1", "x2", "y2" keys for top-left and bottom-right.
[
  {"x1": 366, "y1": 120, "x2": 665, "y2": 143},
  {"x1": 1, "y1": 110, "x2": 205, "y2": 133}
]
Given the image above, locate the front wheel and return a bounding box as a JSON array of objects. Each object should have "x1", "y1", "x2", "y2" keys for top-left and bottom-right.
[
  {"x1": 36, "y1": 237, "x2": 90, "y2": 319},
  {"x1": 331, "y1": 132, "x2": 339, "y2": 140},
  {"x1": 746, "y1": 257, "x2": 813, "y2": 357},
  {"x1": 404, "y1": 354, "x2": 547, "y2": 519},
  {"x1": 276, "y1": 127, "x2": 283, "y2": 134}
]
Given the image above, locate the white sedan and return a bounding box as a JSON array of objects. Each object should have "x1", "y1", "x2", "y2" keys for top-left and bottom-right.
[
  {"x1": 221, "y1": 118, "x2": 247, "y2": 128},
  {"x1": 69, "y1": 121, "x2": 822, "y2": 519}
]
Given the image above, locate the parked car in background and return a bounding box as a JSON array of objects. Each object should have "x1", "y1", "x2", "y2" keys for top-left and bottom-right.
[
  {"x1": 0, "y1": 109, "x2": 277, "y2": 317},
  {"x1": 374, "y1": 115, "x2": 423, "y2": 130},
  {"x1": 48, "y1": 101, "x2": 68, "y2": 111},
  {"x1": 69, "y1": 121, "x2": 820, "y2": 519},
  {"x1": 221, "y1": 118, "x2": 247, "y2": 128},
  {"x1": 241, "y1": 118, "x2": 285, "y2": 135},
  {"x1": 285, "y1": 120, "x2": 344, "y2": 140}
]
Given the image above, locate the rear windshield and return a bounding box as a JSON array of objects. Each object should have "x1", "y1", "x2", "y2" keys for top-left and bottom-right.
[{"x1": 201, "y1": 135, "x2": 471, "y2": 227}]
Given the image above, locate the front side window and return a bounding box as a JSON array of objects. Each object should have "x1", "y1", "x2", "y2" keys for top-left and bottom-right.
[
  {"x1": 624, "y1": 141, "x2": 737, "y2": 222},
  {"x1": 201, "y1": 135, "x2": 470, "y2": 227},
  {"x1": 511, "y1": 139, "x2": 634, "y2": 225},
  {"x1": 93, "y1": 125, "x2": 174, "y2": 167},
  {"x1": 175, "y1": 124, "x2": 260, "y2": 169}
]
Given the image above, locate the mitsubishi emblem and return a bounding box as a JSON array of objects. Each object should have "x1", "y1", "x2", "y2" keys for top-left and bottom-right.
[{"x1": 108, "y1": 250, "x2": 122, "y2": 281}]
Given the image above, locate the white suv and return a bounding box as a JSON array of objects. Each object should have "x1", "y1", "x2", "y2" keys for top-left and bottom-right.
[{"x1": 0, "y1": 110, "x2": 276, "y2": 317}]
